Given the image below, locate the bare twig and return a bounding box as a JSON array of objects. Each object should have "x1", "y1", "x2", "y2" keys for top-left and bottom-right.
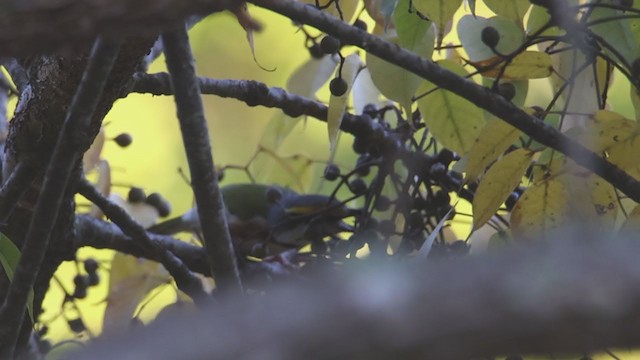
[
  {"x1": 161, "y1": 25, "x2": 243, "y2": 295},
  {"x1": 0, "y1": 37, "x2": 121, "y2": 357},
  {"x1": 77, "y1": 179, "x2": 208, "y2": 304},
  {"x1": 248, "y1": 0, "x2": 640, "y2": 203}
]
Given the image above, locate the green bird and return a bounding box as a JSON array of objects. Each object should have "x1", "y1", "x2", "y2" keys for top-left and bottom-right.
[{"x1": 147, "y1": 183, "x2": 352, "y2": 255}]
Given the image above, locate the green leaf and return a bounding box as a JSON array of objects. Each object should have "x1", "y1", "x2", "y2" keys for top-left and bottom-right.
[
  {"x1": 483, "y1": 0, "x2": 530, "y2": 25},
  {"x1": 465, "y1": 116, "x2": 522, "y2": 183},
  {"x1": 526, "y1": 5, "x2": 563, "y2": 37},
  {"x1": 472, "y1": 148, "x2": 533, "y2": 230},
  {"x1": 367, "y1": 1, "x2": 435, "y2": 112},
  {"x1": 458, "y1": 15, "x2": 525, "y2": 61},
  {"x1": 0, "y1": 233, "x2": 34, "y2": 322},
  {"x1": 419, "y1": 206, "x2": 455, "y2": 258},
  {"x1": 328, "y1": 53, "x2": 362, "y2": 154},
  {"x1": 416, "y1": 59, "x2": 485, "y2": 155},
  {"x1": 412, "y1": 0, "x2": 462, "y2": 45},
  {"x1": 589, "y1": 1, "x2": 640, "y2": 68}
]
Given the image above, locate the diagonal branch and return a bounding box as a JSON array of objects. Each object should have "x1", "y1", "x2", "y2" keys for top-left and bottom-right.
[
  {"x1": 77, "y1": 179, "x2": 208, "y2": 304},
  {"x1": 0, "y1": 37, "x2": 121, "y2": 356},
  {"x1": 247, "y1": 0, "x2": 640, "y2": 203},
  {"x1": 161, "y1": 25, "x2": 243, "y2": 295}
]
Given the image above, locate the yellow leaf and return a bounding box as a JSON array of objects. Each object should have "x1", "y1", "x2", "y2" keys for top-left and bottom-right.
[
  {"x1": 559, "y1": 174, "x2": 618, "y2": 234},
  {"x1": 417, "y1": 59, "x2": 485, "y2": 155},
  {"x1": 484, "y1": 0, "x2": 530, "y2": 24},
  {"x1": 472, "y1": 148, "x2": 533, "y2": 230},
  {"x1": 103, "y1": 253, "x2": 171, "y2": 332},
  {"x1": 465, "y1": 117, "x2": 522, "y2": 182},
  {"x1": 471, "y1": 51, "x2": 552, "y2": 79},
  {"x1": 511, "y1": 179, "x2": 569, "y2": 240},
  {"x1": 618, "y1": 205, "x2": 640, "y2": 239},
  {"x1": 302, "y1": 0, "x2": 359, "y2": 22},
  {"x1": 578, "y1": 110, "x2": 637, "y2": 152},
  {"x1": 328, "y1": 53, "x2": 362, "y2": 154}
]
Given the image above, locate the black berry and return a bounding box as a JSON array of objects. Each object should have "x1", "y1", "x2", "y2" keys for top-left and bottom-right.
[
  {"x1": 329, "y1": 77, "x2": 348, "y2": 96},
  {"x1": 320, "y1": 36, "x2": 341, "y2": 54},
  {"x1": 349, "y1": 178, "x2": 368, "y2": 195},
  {"x1": 498, "y1": 82, "x2": 516, "y2": 101},
  {"x1": 146, "y1": 193, "x2": 171, "y2": 217},
  {"x1": 128, "y1": 187, "x2": 146, "y2": 203},
  {"x1": 353, "y1": 19, "x2": 368, "y2": 32},
  {"x1": 481, "y1": 26, "x2": 500, "y2": 48},
  {"x1": 323, "y1": 164, "x2": 341, "y2": 181},
  {"x1": 114, "y1": 133, "x2": 133, "y2": 148},
  {"x1": 308, "y1": 43, "x2": 324, "y2": 59},
  {"x1": 68, "y1": 318, "x2": 86, "y2": 333},
  {"x1": 84, "y1": 258, "x2": 99, "y2": 273}
]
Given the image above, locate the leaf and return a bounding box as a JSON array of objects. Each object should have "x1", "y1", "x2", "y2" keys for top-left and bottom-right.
[
  {"x1": 467, "y1": 0, "x2": 476, "y2": 17},
  {"x1": 578, "y1": 110, "x2": 637, "y2": 152},
  {"x1": 511, "y1": 179, "x2": 569, "y2": 241},
  {"x1": 328, "y1": 53, "x2": 362, "y2": 153},
  {"x1": 526, "y1": 5, "x2": 564, "y2": 37},
  {"x1": 258, "y1": 112, "x2": 301, "y2": 151},
  {"x1": 589, "y1": 1, "x2": 640, "y2": 68},
  {"x1": 302, "y1": 0, "x2": 360, "y2": 22},
  {"x1": 631, "y1": 85, "x2": 640, "y2": 121},
  {"x1": 465, "y1": 116, "x2": 522, "y2": 183},
  {"x1": 416, "y1": 59, "x2": 485, "y2": 155},
  {"x1": 251, "y1": 150, "x2": 316, "y2": 193},
  {"x1": 419, "y1": 206, "x2": 455, "y2": 258},
  {"x1": 287, "y1": 55, "x2": 339, "y2": 98},
  {"x1": 618, "y1": 205, "x2": 640, "y2": 239},
  {"x1": 0, "y1": 233, "x2": 34, "y2": 322},
  {"x1": 103, "y1": 253, "x2": 171, "y2": 332},
  {"x1": 367, "y1": 3, "x2": 435, "y2": 112},
  {"x1": 458, "y1": 15, "x2": 525, "y2": 62},
  {"x1": 364, "y1": 0, "x2": 398, "y2": 28},
  {"x1": 559, "y1": 174, "x2": 618, "y2": 234},
  {"x1": 472, "y1": 148, "x2": 533, "y2": 230},
  {"x1": 83, "y1": 128, "x2": 105, "y2": 173},
  {"x1": 471, "y1": 51, "x2": 552, "y2": 80},
  {"x1": 412, "y1": 0, "x2": 462, "y2": 45},
  {"x1": 352, "y1": 68, "x2": 382, "y2": 115},
  {"x1": 483, "y1": 0, "x2": 530, "y2": 25}
]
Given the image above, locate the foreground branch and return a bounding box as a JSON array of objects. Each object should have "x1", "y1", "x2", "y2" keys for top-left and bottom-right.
[
  {"x1": 76, "y1": 236, "x2": 640, "y2": 359},
  {"x1": 0, "y1": 0, "x2": 236, "y2": 57},
  {"x1": 0, "y1": 37, "x2": 120, "y2": 356},
  {"x1": 248, "y1": 0, "x2": 640, "y2": 203},
  {"x1": 161, "y1": 25, "x2": 243, "y2": 295}
]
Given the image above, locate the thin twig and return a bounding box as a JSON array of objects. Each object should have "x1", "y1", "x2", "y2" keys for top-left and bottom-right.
[
  {"x1": 161, "y1": 24, "x2": 243, "y2": 295},
  {"x1": 77, "y1": 178, "x2": 208, "y2": 304}
]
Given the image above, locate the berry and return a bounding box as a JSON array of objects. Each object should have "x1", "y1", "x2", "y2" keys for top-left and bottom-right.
[
  {"x1": 84, "y1": 258, "x2": 99, "y2": 273},
  {"x1": 68, "y1": 318, "x2": 86, "y2": 333},
  {"x1": 430, "y1": 163, "x2": 447, "y2": 177},
  {"x1": 349, "y1": 178, "x2": 368, "y2": 195},
  {"x1": 362, "y1": 103, "x2": 378, "y2": 117},
  {"x1": 88, "y1": 272, "x2": 100, "y2": 286},
  {"x1": 434, "y1": 190, "x2": 451, "y2": 206},
  {"x1": 72, "y1": 287, "x2": 87, "y2": 299},
  {"x1": 320, "y1": 36, "x2": 341, "y2": 54},
  {"x1": 146, "y1": 193, "x2": 171, "y2": 217},
  {"x1": 128, "y1": 187, "x2": 146, "y2": 203},
  {"x1": 437, "y1": 149, "x2": 456, "y2": 166},
  {"x1": 481, "y1": 26, "x2": 500, "y2": 48},
  {"x1": 374, "y1": 195, "x2": 392, "y2": 211},
  {"x1": 308, "y1": 43, "x2": 324, "y2": 59},
  {"x1": 353, "y1": 19, "x2": 368, "y2": 32},
  {"x1": 329, "y1": 77, "x2": 348, "y2": 96},
  {"x1": 407, "y1": 211, "x2": 424, "y2": 229},
  {"x1": 114, "y1": 133, "x2": 133, "y2": 148},
  {"x1": 323, "y1": 164, "x2": 341, "y2": 181},
  {"x1": 498, "y1": 82, "x2": 516, "y2": 101},
  {"x1": 355, "y1": 154, "x2": 372, "y2": 176},
  {"x1": 352, "y1": 136, "x2": 370, "y2": 155}
]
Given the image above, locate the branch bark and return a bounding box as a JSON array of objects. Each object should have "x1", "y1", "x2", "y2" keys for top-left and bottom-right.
[
  {"x1": 161, "y1": 25, "x2": 243, "y2": 295},
  {"x1": 75, "y1": 237, "x2": 640, "y2": 360},
  {"x1": 0, "y1": 0, "x2": 235, "y2": 57},
  {"x1": 248, "y1": 0, "x2": 640, "y2": 203}
]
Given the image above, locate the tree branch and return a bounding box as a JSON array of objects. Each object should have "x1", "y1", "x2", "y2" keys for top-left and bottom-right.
[
  {"x1": 247, "y1": 0, "x2": 640, "y2": 203},
  {"x1": 0, "y1": 162, "x2": 38, "y2": 225},
  {"x1": 0, "y1": 0, "x2": 237, "y2": 57},
  {"x1": 0, "y1": 37, "x2": 121, "y2": 356},
  {"x1": 161, "y1": 25, "x2": 243, "y2": 295},
  {"x1": 76, "y1": 237, "x2": 640, "y2": 359},
  {"x1": 76, "y1": 179, "x2": 208, "y2": 304}
]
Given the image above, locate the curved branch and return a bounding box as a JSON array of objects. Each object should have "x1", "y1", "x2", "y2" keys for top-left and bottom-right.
[{"x1": 247, "y1": 0, "x2": 640, "y2": 203}]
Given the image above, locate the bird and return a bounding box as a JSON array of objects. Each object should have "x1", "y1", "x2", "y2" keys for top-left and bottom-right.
[{"x1": 147, "y1": 183, "x2": 353, "y2": 257}]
